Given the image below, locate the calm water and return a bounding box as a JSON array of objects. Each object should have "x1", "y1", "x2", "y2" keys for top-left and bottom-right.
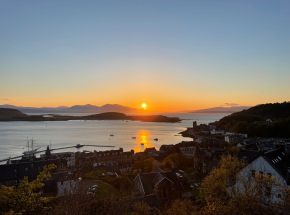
[{"x1": 0, "y1": 113, "x2": 228, "y2": 161}]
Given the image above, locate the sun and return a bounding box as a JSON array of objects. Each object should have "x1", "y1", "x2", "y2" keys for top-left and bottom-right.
[{"x1": 142, "y1": 103, "x2": 147, "y2": 109}]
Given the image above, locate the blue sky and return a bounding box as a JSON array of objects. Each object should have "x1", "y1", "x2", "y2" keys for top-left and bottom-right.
[{"x1": 0, "y1": 0, "x2": 289, "y2": 111}]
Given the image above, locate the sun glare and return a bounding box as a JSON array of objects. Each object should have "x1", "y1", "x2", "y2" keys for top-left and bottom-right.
[{"x1": 142, "y1": 103, "x2": 147, "y2": 109}]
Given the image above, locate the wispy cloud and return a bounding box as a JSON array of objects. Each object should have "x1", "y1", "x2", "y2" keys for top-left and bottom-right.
[
  {"x1": 1, "y1": 98, "x2": 11, "y2": 101},
  {"x1": 221, "y1": 103, "x2": 240, "y2": 107}
]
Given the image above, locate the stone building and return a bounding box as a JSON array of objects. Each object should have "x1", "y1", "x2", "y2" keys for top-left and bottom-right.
[{"x1": 133, "y1": 167, "x2": 183, "y2": 205}]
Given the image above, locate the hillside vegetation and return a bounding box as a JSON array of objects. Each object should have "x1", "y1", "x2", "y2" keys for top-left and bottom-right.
[
  {"x1": 0, "y1": 108, "x2": 28, "y2": 120},
  {"x1": 214, "y1": 102, "x2": 290, "y2": 138}
]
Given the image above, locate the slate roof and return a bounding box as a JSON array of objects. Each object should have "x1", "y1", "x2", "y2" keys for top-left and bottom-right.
[
  {"x1": 133, "y1": 194, "x2": 163, "y2": 211},
  {"x1": 139, "y1": 173, "x2": 157, "y2": 194},
  {"x1": 238, "y1": 149, "x2": 260, "y2": 163},
  {"x1": 239, "y1": 148, "x2": 290, "y2": 185},
  {"x1": 159, "y1": 145, "x2": 174, "y2": 152},
  {"x1": 144, "y1": 147, "x2": 156, "y2": 154},
  {"x1": 137, "y1": 170, "x2": 183, "y2": 195},
  {"x1": 263, "y1": 148, "x2": 290, "y2": 184},
  {"x1": 151, "y1": 167, "x2": 164, "y2": 173}
]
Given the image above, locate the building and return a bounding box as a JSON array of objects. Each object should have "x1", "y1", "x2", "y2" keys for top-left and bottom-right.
[
  {"x1": 225, "y1": 135, "x2": 244, "y2": 145},
  {"x1": 133, "y1": 168, "x2": 183, "y2": 204},
  {"x1": 41, "y1": 151, "x2": 76, "y2": 167},
  {"x1": 210, "y1": 128, "x2": 225, "y2": 135},
  {"x1": 193, "y1": 144, "x2": 225, "y2": 175},
  {"x1": 235, "y1": 148, "x2": 290, "y2": 201},
  {"x1": 0, "y1": 156, "x2": 68, "y2": 187}
]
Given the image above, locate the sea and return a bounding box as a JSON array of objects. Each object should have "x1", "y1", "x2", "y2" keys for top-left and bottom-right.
[{"x1": 0, "y1": 113, "x2": 229, "y2": 162}]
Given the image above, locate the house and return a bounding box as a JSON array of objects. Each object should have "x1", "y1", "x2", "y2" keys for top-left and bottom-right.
[
  {"x1": 193, "y1": 144, "x2": 224, "y2": 175},
  {"x1": 133, "y1": 168, "x2": 183, "y2": 204},
  {"x1": 237, "y1": 148, "x2": 290, "y2": 201},
  {"x1": 159, "y1": 145, "x2": 175, "y2": 152},
  {"x1": 225, "y1": 135, "x2": 244, "y2": 145},
  {"x1": 0, "y1": 156, "x2": 68, "y2": 187},
  {"x1": 144, "y1": 147, "x2": 157, "y2": 154},
  {"x1": 41, "y1": 151, "x2": 76, "y2": 167},
  {"x1": 210, "y1": 129, "x2": 225, "y2": 135},
  {"x1": 199, "y1": 124, "x2": 210, "y2": 134},
  {"x1": 119, "y1": 162, "x2": 133, "y2": 173}
]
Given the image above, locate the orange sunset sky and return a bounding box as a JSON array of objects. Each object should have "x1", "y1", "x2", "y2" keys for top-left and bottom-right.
[{"x1": 1, "y1": 1, "x2": 289, "y2": 113}]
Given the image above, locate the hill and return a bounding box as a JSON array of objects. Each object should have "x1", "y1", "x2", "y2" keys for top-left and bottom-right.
[
  {"x1": 0, "y1": 108, "x2": 28, "y2": 120},
  {"x1": 0, "y1": 109, "x2": 180, "y2": 123},
  {"x1": 0, "y1": 104, "x2": 147, "y2": 114},
  {"x1": 191, "y1": 106, "x2": 251, "y2": 113},
  {"x1": 214, "y1": 102, "x2": 290, "y2": 138}
]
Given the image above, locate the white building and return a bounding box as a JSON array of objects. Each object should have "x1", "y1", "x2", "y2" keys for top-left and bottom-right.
[{"x1": 233, "y1": 148, "x2": 290, "y2": 202}]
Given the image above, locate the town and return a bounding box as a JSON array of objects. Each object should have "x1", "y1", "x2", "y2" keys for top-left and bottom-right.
[{"x1": 1, "y1": 118, "x2": 290, "y2": 214}]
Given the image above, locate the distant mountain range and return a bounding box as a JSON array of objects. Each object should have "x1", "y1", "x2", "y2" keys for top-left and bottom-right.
[
  {"x1": 191, "y1": 106, "x2": 252, "y2": 113},
  {"x1": 0, "y1": 104, "x2": 146, "y2": 114}
]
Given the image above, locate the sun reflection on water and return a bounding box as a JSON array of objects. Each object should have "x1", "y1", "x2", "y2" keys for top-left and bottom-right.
[{"x1": 133, "y1": 129, "x2": 155, "y2": 152}]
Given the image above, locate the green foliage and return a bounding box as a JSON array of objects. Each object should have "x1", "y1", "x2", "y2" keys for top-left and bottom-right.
[
  {"x1": 0, "y1": 164, "x2": 56, "y2": 215},
  {"x1": 103, "y1": 176, "x2": 133, "y2": 195},
  {"x1": 185, "y1": 167, "x2": 195, "y2": 174},
  {"x1": 133, "y1": 157, "x2": 159, "y2": 173},
  {"x1": 85, "y1": 170, "x2": 107, "y2": 179},
  {"x1": 160, "y1": 153, "x2": 194, "y2": 171},
  {"x1": 95, "y1": 180, "x2": 120, "y2": 200},
  {"x1": 215, "y1": 102, "x2": 290, "y2": 138}
]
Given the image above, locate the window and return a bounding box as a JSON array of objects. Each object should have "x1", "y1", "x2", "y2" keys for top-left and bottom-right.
[
  {"x1": 60, "y1": 164, "x2": 63, "y2": 170},
  {"x1": 251, "y1": 170, "x2": 256, "y2": 177},
  {"x1": 265, "y1": 186, "x2": 271, "y2": 197},
  {"x1": 163, "y1": 188, "x2": 167, "y2": 199}
]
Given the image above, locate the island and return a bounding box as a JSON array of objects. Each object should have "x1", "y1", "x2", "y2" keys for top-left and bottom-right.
[{"x1": 0, "y1": 108, "x2": 181, "y2": 123}]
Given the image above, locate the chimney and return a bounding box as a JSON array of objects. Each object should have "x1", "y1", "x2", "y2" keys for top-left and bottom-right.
[{"x1": 259, "y1": 147, "x2": 264, "y2": 155}]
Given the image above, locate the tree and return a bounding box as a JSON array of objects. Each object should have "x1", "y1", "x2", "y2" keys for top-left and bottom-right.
[
  {"x1": 160, "y1": 153, "x2": 192, "y2": 171},
  {"x1": 198, "y1": 155, "x2": 287, "y2": 215},
  {"x1": 133, "y1": 157, "x2": 159, "y2": 173},
  {"x1": 163, "y1": 199, "x2": 198, "y2": 215},
  {"x1": 0, "y1": 164, "x2": 56, "y2": 215},
  {"x1": 129, "y1": 202, "x2": 153, "y2": 215}
]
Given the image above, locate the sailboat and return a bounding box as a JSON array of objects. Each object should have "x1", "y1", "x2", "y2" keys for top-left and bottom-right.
[{"x1": 23, "y1": 138, "x2": 40, "y2": 156}]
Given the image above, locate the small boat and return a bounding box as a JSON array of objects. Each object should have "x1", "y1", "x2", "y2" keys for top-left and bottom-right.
[
  {"x1": 75, "y1": 144, "x2": 83, "y2": 148},
  {"x1": 110, "y1": 134, "x2": 114, "y2": 137},
  {"x1": 141, "y1": 143, "x2": 144, "y2": 145},
  {"x1": 132, "y1": 137, "x2": 136, "y2": 139},
  {"x1": 154, "y1": 138, "x2": 158, "y2": 141}
]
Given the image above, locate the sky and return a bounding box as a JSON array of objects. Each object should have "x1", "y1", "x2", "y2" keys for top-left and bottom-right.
[{"x1": 0, "y1": 0, "x2": 289, "y2": 112}]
